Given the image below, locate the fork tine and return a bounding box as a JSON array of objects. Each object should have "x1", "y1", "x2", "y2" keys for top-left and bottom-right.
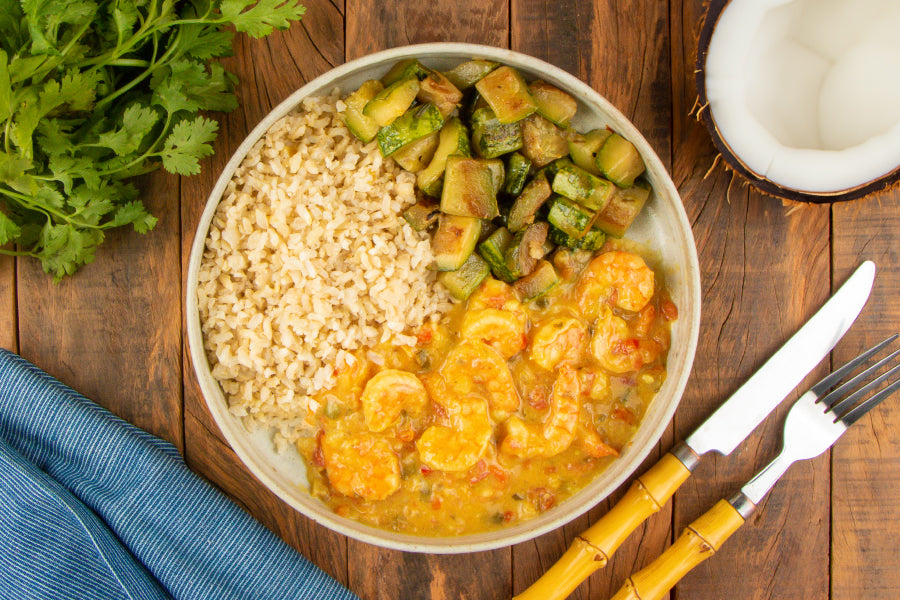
[
  {"x1": 819, "y1": 345, "x2": 900, "y2": 408},
  {"x1": 811, "y1": 334, "x2": 900, "y2": 400},
  {"x1": 839, "y1": 373, "x2": 900, "y2": 426},
  {"x1": 828, "y1": 359, "x2": 900, "y2": 417}
]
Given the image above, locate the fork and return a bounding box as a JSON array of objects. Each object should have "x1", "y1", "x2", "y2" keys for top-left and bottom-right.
[{"x1": 609, "y1": 335, "x2": 900, "y2": 600}]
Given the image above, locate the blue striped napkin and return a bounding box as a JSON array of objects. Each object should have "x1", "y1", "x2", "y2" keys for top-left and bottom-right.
[{"x1": 0, "y1": 349, "x2": 359, "y2": 600}]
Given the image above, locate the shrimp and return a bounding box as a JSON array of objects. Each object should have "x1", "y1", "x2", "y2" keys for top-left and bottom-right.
[
  {"x1": 321, "y1": 430, "x2": 401, "y2": 500},
  {"x1": 529, "y1": 316, "x2": 588, "y2": 370},
  {"x1": 461, "y1": 308, "x2": 528, "y2": 359},
  {"x1": 500, "y1": 365, "x2": 581, "y2": 458},
  {"x1": 576, "y1": 250, "x2": 655, "y2": 317},
  {"x1": 440, "y1": 340, "x2": 520, "y2": 420},
  {"x1": 577, "y1": 425, "x2": 619, "y2": 458},
  {"x1": 416, "y1": 396, "x2": 492, "y2": 471},
  {"x1": 361, "y1": 369, "x2": 428, "y2": 433},
  {"x1": 590, "y1": 306, "x2": 659, "y2": 373}
]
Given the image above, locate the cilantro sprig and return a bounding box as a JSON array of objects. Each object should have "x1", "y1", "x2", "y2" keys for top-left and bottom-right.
[{"x1": 0, "y1": 0, "x2": 305, "y2": 279}]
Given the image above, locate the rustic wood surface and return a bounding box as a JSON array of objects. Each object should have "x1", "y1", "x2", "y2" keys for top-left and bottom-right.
[{"x1": 3, "y1": 1, "x2": 900, "y2": 599}]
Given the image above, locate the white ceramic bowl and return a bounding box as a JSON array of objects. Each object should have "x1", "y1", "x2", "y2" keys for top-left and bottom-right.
[{"x1": 186, "y1": 43, "x2": 701, "y2": 553}]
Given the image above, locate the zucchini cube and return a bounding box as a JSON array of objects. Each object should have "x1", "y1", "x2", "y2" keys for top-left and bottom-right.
[
  {"x1": 475, "y1": 65, "x2": 538, "y2": 124},
  {"x1": 551, "y1": 160, "x2": 616, "y2": 212},
  {"x1": 471, "y1": 107, "x2": 524, "y2": 158},
  {"x1": 597, "y1": 133, "x2": 646, "y2": 188},
  {"x1": 432, "y1": 214, "x2": 482, "y2": 271},
  {"x1": 376, "y1": 103, "x2": 444, "y2": 157},
  {"x1": 340, "y1": 80, "x2": 384, "y2": 143},
  {"x1": 437, "y1": 252, "x2": 491, "y2": 301},
  {"x1": 594, "y1": 182, "x2": 650, "y2": 238},
  {"x1": 440, "y1": 156, "x2": 499, "y2": 219}
]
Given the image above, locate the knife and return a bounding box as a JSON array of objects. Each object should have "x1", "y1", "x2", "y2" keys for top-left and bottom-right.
[{"x1": 513, "y1": 261, "x2": 876, "y2": 600}]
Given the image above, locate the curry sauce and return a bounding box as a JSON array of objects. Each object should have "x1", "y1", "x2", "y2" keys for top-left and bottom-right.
[{"x1": 297, "y1": 246, "x2": 676, "y2": 535}]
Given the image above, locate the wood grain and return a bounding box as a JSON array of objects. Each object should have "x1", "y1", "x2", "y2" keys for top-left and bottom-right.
[
  {"x1": 179, "y1": 0, "x2": 350, "y2": 588},
  {"x1": 670, "y1": 1, "x2": 832, "y2": 598},
  {"x1": 15, "y1": 168, "x2": 184, "y2": 448},
  {"x1": 830, "y1": 194, "x2": 900, "y2": 600},
  {"x1": 343, "y1": 2, "x2": 512, "y2": 598},
  {"x1": 0, "y1": 256, "x2": 15, "y2": 352}
]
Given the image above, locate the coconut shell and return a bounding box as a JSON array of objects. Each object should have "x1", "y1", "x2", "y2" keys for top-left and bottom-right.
[{"x1": 695, "y1": 0, "x2": 900, "y2": 204}]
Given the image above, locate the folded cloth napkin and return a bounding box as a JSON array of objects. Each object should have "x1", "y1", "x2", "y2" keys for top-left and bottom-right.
[{"x1": 0, "y1": 349, "x2": 359, "y2": 600}]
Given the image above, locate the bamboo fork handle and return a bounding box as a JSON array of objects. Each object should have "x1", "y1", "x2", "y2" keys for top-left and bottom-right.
[
  {"x1": 610, "y1": 499, "x2": 746, "y2": 600},
  {"x1": 513, "y1": 452, "x2": 693, "y2": 600}
]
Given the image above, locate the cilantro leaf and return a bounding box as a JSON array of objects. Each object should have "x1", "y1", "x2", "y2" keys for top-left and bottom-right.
[
  {"x1": 219, "y1": 0, "x2": 306, "y2": 38},
  {"x1": 0, "y1": 150, "x2": 35, "y2": 194},
  {"x1": 108, "y1": 201, "x2": 157, "y2": 233},
  {"x1": 158, "y1": 115, "x2": 218, "y2": 175},
  {"x1": 178, "y1": 23, "x2": 235, "y2": 60},
  {"x1": 0, "y1": 210, "x2": 21, "y2": 246},
  {"x1": 151, "y1": 59, "x2": 237, "y2": 114},
  {"x1": 95, "y1": 104, "x2": 160, "y2": 156},
  {"x1": 37, "y1": 222, "x2": 104, "y2": 279}
]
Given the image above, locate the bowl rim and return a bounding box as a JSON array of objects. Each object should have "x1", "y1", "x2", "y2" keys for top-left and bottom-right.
[{"x1": 186, "y1": 42, "x2": 701, "y2": 553}]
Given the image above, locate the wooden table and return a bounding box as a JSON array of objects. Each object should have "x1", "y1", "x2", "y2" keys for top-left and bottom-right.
[{"x1": 3, "y1": 1, "x2": 899, "y2": 598}]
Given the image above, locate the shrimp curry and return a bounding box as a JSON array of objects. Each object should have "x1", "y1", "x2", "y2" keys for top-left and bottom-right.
[{"x1": 297, "y1": 246, "x2": 677, "y2": 536}]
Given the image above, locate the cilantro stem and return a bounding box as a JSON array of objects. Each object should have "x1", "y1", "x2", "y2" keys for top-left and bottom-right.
[{"x1": 0, "y1": 188, "x2": 103, "y2": 231}]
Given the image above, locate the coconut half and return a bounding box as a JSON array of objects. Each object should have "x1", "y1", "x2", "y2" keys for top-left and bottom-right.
[{"x1": 697, "y1": 0, "x2": 900, "y2": 202}]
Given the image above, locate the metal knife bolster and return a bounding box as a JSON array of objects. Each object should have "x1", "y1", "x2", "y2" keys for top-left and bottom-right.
[{"x1": 672, "y1": 261, "x2": 875, "y2": 462}]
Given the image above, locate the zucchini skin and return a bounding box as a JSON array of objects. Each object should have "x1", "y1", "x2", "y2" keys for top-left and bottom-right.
[
  {"x1": 417, "y1": 117, "x2": 471, "y2": 197},
  {"x1": 546, "y1": 195, "x2": 595, "y2": 238},
  {"x1": 513, "y1": 259, "x2": 559, "y2": 301},
  {"x1": 502, "y1": 152, "x2": 532, "y2": 196},
  {"x1": 507, "y1": 173, "x2": 552, "y2": 233},
  {"x1": 363, "y1": 77, "x2": 420, "y2": 127},
  {"x1": 477, "y1": 227, "x2": 517, "y2": 283},
  {"x1": 443, "y1": 60, "x2": 500, "y2": 90},
  {"x1": 471, "y1": 108, "x2": 524, "y2": 159},
  {"x1": 437, "y1": 253, "x2": 491, "y2": 300},
  {"x1": 376, "y1": 103, "x2": 444, "y2": 157},
  {"x1": 551, "y1": 160, "x2": 616, "y2": 212},
  {"x1": 340, "y1": 80, "x2": 384, "y2": 143}
]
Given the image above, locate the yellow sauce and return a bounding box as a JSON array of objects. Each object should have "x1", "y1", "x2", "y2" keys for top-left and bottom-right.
[{"x1": 297, "y1": 247, "x2": 677, "y2": 536}]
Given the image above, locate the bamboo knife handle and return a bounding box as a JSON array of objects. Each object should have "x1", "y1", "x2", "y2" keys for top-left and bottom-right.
[
  {"x1": 610, "y1": 499, "x2": 746, "y2": 600},
  {"x1": 513, "y1": 452, "x2": 692, "y2": 600}
]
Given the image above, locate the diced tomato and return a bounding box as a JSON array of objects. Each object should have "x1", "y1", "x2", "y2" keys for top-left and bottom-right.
[
  {"x1": 612, "y1": 405, "x2": 636, "y2": 426},
  {"x1": 420, "y1": 465, "x2": 433, "y2": 476},
  {"x1": 312, "y1": 430, "x2": 325, "y2": 468},
  {"x1": 416, "y1": 327, "x2": 433, "y2": 345},
  {"x1": 660, "y1": 299, "x2": 679, "y2": 321},
  {"x1": 469, "y1": 460, "x2": 489, "y2": 484},
  {"x1": 430, "y1": 496, "x2": 442, "y2": 510},
  {"x1": 503, "y1": 511, "x2": 516, "y2": 523},
  {"x1": 528, "y1": 487, "x2": 557, "y2": 512},
  {"x1": 489, "y1": 465, "x2": 508, "y2": 484},
  {"x1": 528, "y1": 390, "x2": 549, "y2": 411}
]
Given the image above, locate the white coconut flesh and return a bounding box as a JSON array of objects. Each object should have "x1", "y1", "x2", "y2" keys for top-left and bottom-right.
[{"x1": 704, "y1": 0, "x2": 900, "y2": 194}]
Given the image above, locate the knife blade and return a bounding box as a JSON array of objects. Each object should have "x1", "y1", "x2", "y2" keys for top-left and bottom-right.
[
  {"x1": 513, "y1": 260, "x2": 876, "y2": 600},
  {"x1": 684, "y1": 259, "x2": 876, "y2": 457}
]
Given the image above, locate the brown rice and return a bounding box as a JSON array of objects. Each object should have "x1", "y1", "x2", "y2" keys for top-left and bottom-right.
[{"x1": 197, "y1": 91, "x2": 452, "y2": 440}]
